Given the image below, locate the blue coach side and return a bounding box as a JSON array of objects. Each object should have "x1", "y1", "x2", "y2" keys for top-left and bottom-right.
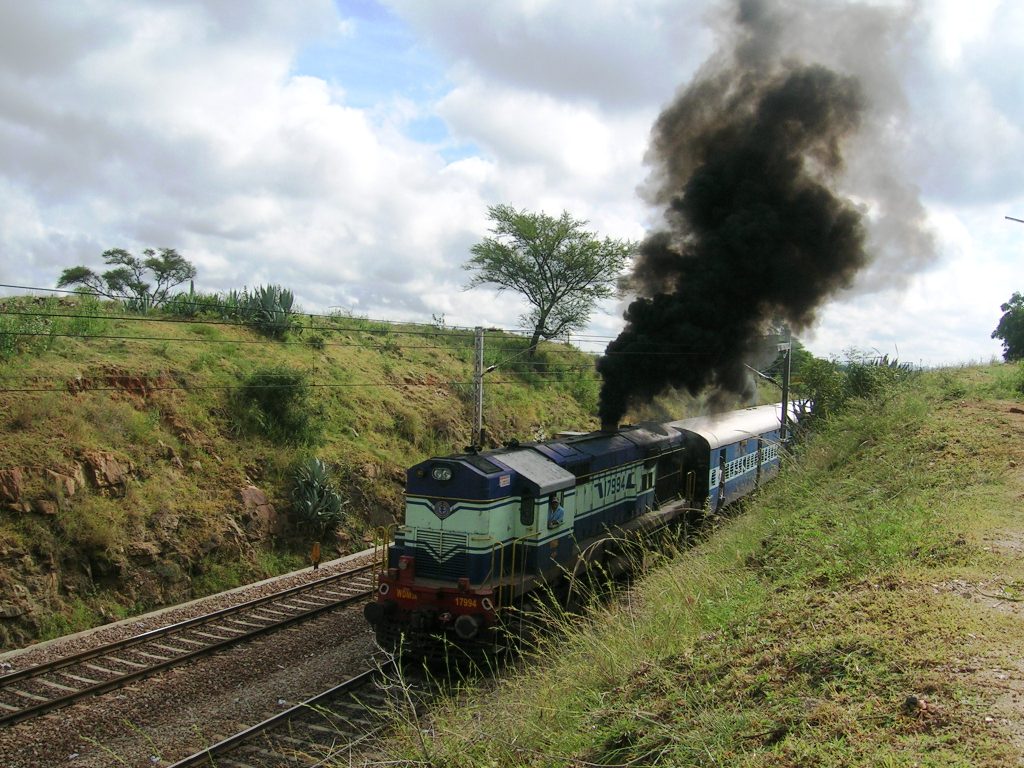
[{"x1": 668, "y1": 404, "x2": 788, "y2": 510}]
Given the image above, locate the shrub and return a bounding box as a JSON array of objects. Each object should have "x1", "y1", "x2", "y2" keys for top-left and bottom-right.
[
  {"x1": 0, "y1": 295, "x2": 109, "y2": 361},
  {"x1": 163, "y1": 288, "x2": 221, "y2": 318},
  {"x1": 291, "y1": 457, "x2": 346, "y2": 537},
  {"x1": 392, "y1": 405, "x2": 423, "y2": 445},
  {"x1": 244, "y1": 285, "x2": 295, "y2": 338},
  {"x1": 793, "y1": 353, "x2": 917, "y2": 425},
  {"x1": 230, "y1": 366, "x2": 321, "y2": 445}
]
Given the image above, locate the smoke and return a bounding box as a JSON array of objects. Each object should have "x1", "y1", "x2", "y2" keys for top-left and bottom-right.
[{"x1": 597, "y1": 0, "x2": 932, "y2": 425}]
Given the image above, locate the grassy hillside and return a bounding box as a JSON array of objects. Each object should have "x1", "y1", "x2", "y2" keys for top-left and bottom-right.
[
  {"x1": 0, "y1": 294, "x2": 601, "y2": 646},
  {"x1": 380, "y1": 363, "x2": 1024, "y2": 766}
]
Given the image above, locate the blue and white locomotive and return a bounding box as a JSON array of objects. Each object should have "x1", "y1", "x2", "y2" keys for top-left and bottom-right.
[{"x1": 364, "y1": 404, "x2": 790, "y2": 654}]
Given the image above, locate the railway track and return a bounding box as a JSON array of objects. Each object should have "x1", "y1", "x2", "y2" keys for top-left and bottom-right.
[
  {"x1": 167, "y1": 664, "x2": 414, "y2": 768},
  {"x1": 0, "y1": 562, "x2": 377, "y2": 728}
]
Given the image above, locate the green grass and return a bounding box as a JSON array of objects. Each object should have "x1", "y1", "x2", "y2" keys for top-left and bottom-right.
[
  {"x1": 377, "y1": 367, "x2": 1024, "y2": 767},
  {"x1": 0, "y1": 295, "x2": 604, "y2": 647}
]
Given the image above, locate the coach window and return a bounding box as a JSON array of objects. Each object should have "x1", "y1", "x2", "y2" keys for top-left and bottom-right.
[{"x1": 520, "y1": 496, "x2": 535, "y2": 526}]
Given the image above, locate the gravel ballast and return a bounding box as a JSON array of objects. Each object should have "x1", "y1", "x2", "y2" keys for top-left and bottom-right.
[{"x1": 0, "y1": 550, "x2": 382, "y2": 768}]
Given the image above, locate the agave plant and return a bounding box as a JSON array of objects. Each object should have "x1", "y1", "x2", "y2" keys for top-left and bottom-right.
[
  {"x1": 122, "y1": 292, "x2": 155, "y2": 315},
  {"x1": 245, "y1": 284, "x2": 294, "y2": 338},
  {"x1": 291, "y1": 457, "x2": 346, "y2": 537},
  {"x1": 222, "y1": 289, "x2": 245, "y2": 320},
  {"x1": 163, "y1": 286, "x2": 208, "y2": 318}
]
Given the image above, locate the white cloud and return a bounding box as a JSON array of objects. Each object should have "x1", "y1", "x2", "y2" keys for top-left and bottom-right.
[
  {"x1": 386, "y1": 0, "x2": 712, "y2": 109},
  {"x1": 0, "y1": 0, "x2": 1019, "y2": 374}
]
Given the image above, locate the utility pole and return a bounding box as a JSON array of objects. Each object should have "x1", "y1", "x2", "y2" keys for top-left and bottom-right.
[
  {"x1": 777, "y1": 333, "x2": 792, "y2": 441},
  {"x1": 473, "y1": 327, "x2": 484, "y2": 449}
]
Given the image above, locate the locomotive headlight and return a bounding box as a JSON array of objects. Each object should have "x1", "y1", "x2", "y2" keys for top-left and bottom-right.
[{"x1": 431, "y1": 466, "x2": 453, "y2": 481}]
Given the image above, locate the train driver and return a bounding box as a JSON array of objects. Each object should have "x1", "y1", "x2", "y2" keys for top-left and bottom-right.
[{"x1": 547, "y1": 494, "x2": 565, "y2": 529}]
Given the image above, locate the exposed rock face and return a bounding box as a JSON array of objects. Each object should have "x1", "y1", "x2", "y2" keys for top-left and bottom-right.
[
  {"x1": 44, "y1": 469, "x2": 77, "y2": 498},
  {"x1": 0, "y1": 468, "x2": 24, "y2": 505},
  {"x1": 80, "y1": 451, "x2": 132, "y2": 497},
  {"x1": 1, "y1": 458, "x2": 123, "y2": 514},
  {"x1": 2, "y1": 465, "x2": 81, "y2": 513},
  {"x1": 33, "y1": 500, "x2": 57, "y2": 516},
  {"x1": 239, "y1": 486, "x2": 283, "y2": 541}
]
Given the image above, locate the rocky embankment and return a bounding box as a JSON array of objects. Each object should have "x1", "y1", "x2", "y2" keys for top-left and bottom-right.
[{"x1": 0, "y1": 449, "x2": 302, "y2": 649}]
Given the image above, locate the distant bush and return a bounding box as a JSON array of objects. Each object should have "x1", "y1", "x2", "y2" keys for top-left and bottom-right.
[
  {"x1": 793, "y1": 353, "x2": 917, "y2": 425},
  {"x1": 162, "y1": 288, "x2": 223, "y2": 318},
  {"x1": 230, "y1": 366, "x2": 321, "y2": 445},
  {"x1": 161, "y1": 284, "x2": 297, "y2": 338},
  {"x1": 0, "y1": 295, "x2": 109, "y2": 361},
  {"x1": 844, "y1": 355, "x2": 915, "y2": 400},
  {"x1": 291, "y1": 457, "x2": 346, "y2": 537},
  {"x1": 391, "y1": 405, "x2": 423, "y2": 446}
]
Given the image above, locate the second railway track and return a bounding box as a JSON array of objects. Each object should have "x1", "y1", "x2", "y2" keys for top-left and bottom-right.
[
  {"x1": 167, "y1": 665, "x2": 408, "y2": 768},
  {"x1": 0, "y1": 561, "x2": 377, "y2": 728}
]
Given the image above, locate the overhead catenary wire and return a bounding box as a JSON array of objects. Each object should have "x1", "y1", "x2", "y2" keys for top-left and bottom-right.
[
  {"x1": 0, "y1": 362, "x2": 601, "y2": 385},
  {"x1": 1, "y1": 329, "x2": 487, "y2": 352},
  {"x1": 1, "y1": 281, "x2": 666, "y2": 359},
  {"x1": 1, "y1": 281, "x2": 782, "y2": 364},
  {"x1": 0, "y1": 281, "x2": 655, "y2": 358},
  {"x1": 0, "y1": 325, "x2": 718, "y2": 356},
  {"x1": 0, "y1": 377, "x2": 604, "y2": 395},
  {"x1": 0, "y1": 306, "x2": 483, "y2": 339},
  {"x1": 0, "y1": 282, "x2": 611, "y2": 340}
]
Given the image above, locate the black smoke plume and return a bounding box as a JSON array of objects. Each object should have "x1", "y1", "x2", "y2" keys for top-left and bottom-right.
[{"x1": 597, "y1": 6, "x2": 871, "y2": 426}]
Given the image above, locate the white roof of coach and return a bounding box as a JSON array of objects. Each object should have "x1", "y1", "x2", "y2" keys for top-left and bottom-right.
[{"x1": 667, "y1": 403, "x2": 789, "y2": 449}]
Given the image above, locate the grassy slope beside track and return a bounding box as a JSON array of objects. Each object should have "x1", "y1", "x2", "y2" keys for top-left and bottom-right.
[
  {"x1": 379, "y1": 364, "x2": 1024, "y2": 767},
  {"x1": 0, "y1": 296, "x2": 601, "y2": 646}
]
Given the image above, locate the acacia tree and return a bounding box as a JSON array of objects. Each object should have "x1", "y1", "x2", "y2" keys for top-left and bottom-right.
[
  {"x1": 992, "y1": 291, "x2": 1024, "y2": 361},
  {"x1": 57, "y1": 248, "x2": 197, "y2": 310},
  {"x1": 465, "y1": 205, "x2": 634, "y2": 356}
]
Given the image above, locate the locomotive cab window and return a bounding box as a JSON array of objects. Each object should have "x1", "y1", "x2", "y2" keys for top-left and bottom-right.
[{"x1": 520, "y1": 496, "x2": 535, "y2": 526}]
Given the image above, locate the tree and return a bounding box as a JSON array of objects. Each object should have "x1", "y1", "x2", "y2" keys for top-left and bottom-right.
[
  {"x1": 57, "y1": 248, "x2": 197, "y2": 311},
  {"x1": 992, "y1": 292, "x2": 1024, "y2": 361},
  {"x1": 465, "y1": 205, "x2": 634, "y2": 356}
]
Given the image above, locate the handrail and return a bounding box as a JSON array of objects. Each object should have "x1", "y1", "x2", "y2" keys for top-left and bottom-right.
[
  {"x1": 506, "y1": 531, "x2": 538, "y2": 608},
  {"x1": 476, "y1": 532, "x2": 538, "y2": 610},
  {"x1": 372, "y1": 524, "x2": 396, "y2": 572}
]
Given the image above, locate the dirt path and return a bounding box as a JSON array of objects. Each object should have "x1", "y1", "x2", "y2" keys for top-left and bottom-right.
[{"x1": 949, "y1": 401, "x2": 1024, "y2": 762}]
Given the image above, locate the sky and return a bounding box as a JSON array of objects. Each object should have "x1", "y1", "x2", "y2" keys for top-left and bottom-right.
[{"x1": 0, "y1": 0, "x2": 1020, "y2": 367}]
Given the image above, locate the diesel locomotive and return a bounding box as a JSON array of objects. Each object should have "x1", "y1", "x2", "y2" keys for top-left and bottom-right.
[{"x1": 363, "y1": 403, "x2": 791, "y2": 656}]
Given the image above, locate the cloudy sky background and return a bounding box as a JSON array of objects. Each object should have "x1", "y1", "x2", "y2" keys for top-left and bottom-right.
[{"x1": 0, "y1": 0, "x2": 1020, "y2": 365}]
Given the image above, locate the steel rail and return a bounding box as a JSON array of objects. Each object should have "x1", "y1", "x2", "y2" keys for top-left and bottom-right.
[
  {"x1": 167, "y1": 667, "x2": 386, "y2": 767},
  {"x1": 0, "y1": 563, "x2": 377, "y2": 727}
]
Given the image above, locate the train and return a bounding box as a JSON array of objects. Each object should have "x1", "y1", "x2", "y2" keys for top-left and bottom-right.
[{"x1": 363, "y1": 403, "x2": 792, "y2": 657}]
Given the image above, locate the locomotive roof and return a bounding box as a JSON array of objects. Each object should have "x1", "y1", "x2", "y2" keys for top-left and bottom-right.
[
  {"x1": 489, "y1": 448, "x2": 575, "y2": 496},
  {"x1": 619, "y1": 422, "x2": 686, "y2": 454},
  {"x1": 667, "y1": 403, "x2": 785, "y2": 449}
]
